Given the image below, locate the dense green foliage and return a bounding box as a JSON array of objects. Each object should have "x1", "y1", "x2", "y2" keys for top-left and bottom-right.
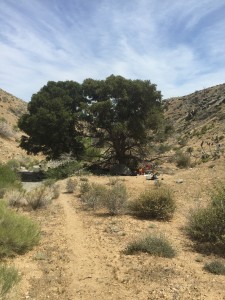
[
  {"x1": 18, "y1": 81, "x2": 85, "y2": 159},
  {"x1": 82, "y1": 75, "x2": 163, "y2": 167},
  {"x1": 45, "y1": 161, "x2": 83, "y2": 179},
  {"x1": 0, "y1": 201, "x2": 40, "y2": 257},
  {"x1": 18, "y1": 75, "x2": 163, "y2": 167},
  {"x1": 128, "y1": 187, "x2": 175, "y2": 220},
  {"x1": 123, "y1": 234, "x2": 176, "y2": 258}
]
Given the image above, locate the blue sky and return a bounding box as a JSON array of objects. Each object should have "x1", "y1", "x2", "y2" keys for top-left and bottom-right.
[{"x1": 1, "y1": 0, "x2": 225, "y2": 102}]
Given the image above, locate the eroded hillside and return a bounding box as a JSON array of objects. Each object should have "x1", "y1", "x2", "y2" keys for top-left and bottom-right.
[
  {"x1": 0, "y1": 89, "x2": 28, "y2": 162},
  {"x1": 163, "y1": 83, "x2": 225, "y2": 160}
]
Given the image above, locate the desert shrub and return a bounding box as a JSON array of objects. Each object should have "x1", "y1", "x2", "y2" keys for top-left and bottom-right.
[
  {"x1": 79, "y1": 180, "x2": 91, "y2": 195},
  {"x1": 80, "y1": 183, "x2": 108, "y2": 210},
  {"x1": 0, "y1": 121, "x2": 15, "y2": 138},
  {"x1": 108, "y1": 177, "x2": 121, "y2": 186},
  {"x1": 175, "y1": 151, "x2": 191, "y2": 168},
  {"x1": 123, "y1": 234, "x2": 176, "y2": 258},
  {"x1": 106, "y1": 182, "x2": 127, "y2": 215},
  {"x1": 157, "y1": 144, "x2": 171, "y2": 154},
  {"x1": 210, "y1": 182, "x2": 225, "y2": 207},
  {"x1": 45, "y1": 161, "x2": 83, "y2": 180},
  {"x1": 187, "y1": 207, "x2": 225, "y2": 243},
  {"x1": 43, "y1": 180, "x2": 61, "y2": 199},
  {"x1": 51, "y1": 184, "x2": 60, "y2": 199},
  {"x1": 201, "y1": 153, "x2": 210, "y2": 163},
  {"x1": 80, "y1": 177, "x2": 89, "y2": 182},
  {"x1": 0, "y1": 164, "x2": 22, "y2": 198},
  {"x1": 0, "y1": 201, "x2": 40, "y2": 257},
  {"x1": 0, "y1": 264, "x2": 21, "y2": 298},
  {"x1": 204, "y1": 260, "x2": 225, "y2": 275},
  {"x1": 128, "y1": 187, "x2": 175, "y2": 220},
  {"x1": 177, "y1": 137, "x2": 187, "y2": 147},
  {"x1": 187, "y1": 182, "x2": 225, "y2": 254},
  {"x1": 26, "y1": 185, "x2": 53, "y2": 210},
  {"x1": 66, "y1": 178, "x2": 78, "y2": 193},
  {"x1": 6, "y1": 159, "x2": 20, "y2": 170},
  {"x1": 4, "y1": 189, "x2": 27, "y2": 207}
]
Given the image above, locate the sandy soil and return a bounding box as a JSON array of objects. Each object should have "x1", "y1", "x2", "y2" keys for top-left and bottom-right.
[{"x1": 6, "y1": 158, "x2": 225, "y2": 300}]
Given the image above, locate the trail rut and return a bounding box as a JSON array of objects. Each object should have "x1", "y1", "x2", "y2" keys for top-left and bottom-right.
[{"x1": 61, "y1": 193, "x2": 133, "y2": 300}]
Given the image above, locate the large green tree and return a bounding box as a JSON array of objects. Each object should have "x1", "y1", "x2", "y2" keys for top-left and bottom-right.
[
  {"x1": 82, "y1": 75, "x2": 163, "y2": 167},
  {"x1": 18, "y1": 81, "x2": 85, "y2": 159}
]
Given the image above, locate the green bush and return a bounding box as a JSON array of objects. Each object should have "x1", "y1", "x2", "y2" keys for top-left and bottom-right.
[
  {"x1": 0, "y1": 164, "x2": 22, "y2": 198},
  {"x1": 210, "y1": 182, "x2": 225, "y2": 207},
  {"x1": 0, "y1": 264, "x2": 21, "y2": 297},
  {"x1": 204, "y1": 260, "x2": 225, "y2": 275},
  {"x1": 186, "y1": 182, "x2": 225, "y2": 254},
  {"x1": 128, "y1": 187, "x2": 175, "y2": 220},
  {"x1": 0, "y1": 201, "x2": 40, "y2": 257},
  {"x1": 187, "y1": 207, "x2": 225, "y2": 243},
  {"x1": 45, "y1": 161, "x2": 83, "y2": 180},
  {"x1": 123, "y1": 234, "x2": 176, "y2": 258}
]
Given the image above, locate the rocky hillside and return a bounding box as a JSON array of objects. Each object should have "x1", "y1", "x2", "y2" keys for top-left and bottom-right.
[
  {"x1": 163, "y1": 83, "x2": 225, "y2": 160},
  {"x1": 0, "y1": 89, "x2": 28, "y2": 162}
]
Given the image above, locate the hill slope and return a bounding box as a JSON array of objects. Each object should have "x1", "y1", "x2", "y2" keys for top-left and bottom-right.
[
  {"x1": 0, "y1": 89, "x2": 28, "y2": 162},
  {"x1": 163, "y1": 83, "x2": 225, "y2": 160}
]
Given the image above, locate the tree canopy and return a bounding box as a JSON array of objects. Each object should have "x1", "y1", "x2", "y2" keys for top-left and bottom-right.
[
  {"x1": 18, "y1": 81, "x2": 85, "y2": 159},
  {"x1": 82, "y1": 75, "x2": 163, "y2": 167},
  {"x1": 18, "y1": 75, "x2": 163, "y2": 167}
]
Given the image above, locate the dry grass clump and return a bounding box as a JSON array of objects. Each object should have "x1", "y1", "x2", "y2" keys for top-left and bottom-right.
[
  {"x1": 123, "y1": 234, "x2": 176, "y2": 258},
  {"x1": 128, "y1": 187, "x2": 175, "y2": 220},
  {"x1": 0, "y1": 264, "x2": 21, "y2": 298},
  {"x1": 4, "y1": 189, "x2": 27, "y2": 207},
  {"x1": 26, "y1": 185, "x2": 54, "y2": 210},
  {"x1": 106, "y1": 182, "x2": 127, "y2": 215},
  {"x1": 0, "y1": 120, "x2": 15, "y2": 139},
  {"x1": 79, "y1": 180, "x2": 128, "y2": 215},
  {"x1": 5, "y1": 181, "x2": 60, "y2": 209},
  {"x1": 66, "y1": 178, "x2": 78, "y2": 193},
  {"x1": 80, "y1": 183, "x2": 108, "y2": 211},
  {"x1": 175, "y1": 151, "x2": 191, "y2": 168}
]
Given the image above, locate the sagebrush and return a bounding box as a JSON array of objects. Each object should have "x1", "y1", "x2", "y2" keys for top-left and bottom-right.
[
  {"x1": 0, "y1": 201, "x2": 40, "y2": 257},
  {"x1": 0, "y1": 164, "x2": 22, "y2": 198},
  {"x1": 66, "y1": 178, "x2": 78, "y2": 193},
  {"x1": 186, "y1": 181, "x2": 225, "y2": 254},
  {"x1": 123, "y1": 234, "x2": 176, "y2": 258},
  {"x1": 128, "y1": 187, "x2": 175, "y2": 220},
  {"x1": 204, "y1": 260, "x2": 225, "y2": 275}
]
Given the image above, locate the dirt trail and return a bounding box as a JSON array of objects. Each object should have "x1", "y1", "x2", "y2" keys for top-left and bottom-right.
[{"x1": 61, "y1": 192, "x2": 133, "y2": 300}]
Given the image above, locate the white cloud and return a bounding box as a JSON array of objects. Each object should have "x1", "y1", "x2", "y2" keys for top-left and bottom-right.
[{"x1": 0, "y1": 0, "x2": 225, "y2": 101}]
